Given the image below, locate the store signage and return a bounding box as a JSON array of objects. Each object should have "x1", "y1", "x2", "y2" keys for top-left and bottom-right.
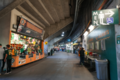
[
  {"x1": 13, "y1": 24, "x2": 17, "y2": 29},
  {"x1": 92, "y1": 8, "x2": 119, "y2": 26},
  {"x1": 36, "y1": 56, "x2": 39, "y2": 60},
  {"x1": 17, "y1": 17, "x2": 43, "y2": 39},
  {"x1": 117, "y1": 35, "x2": 120, "y2": 44},
  {"x1": 45, "y1": 41, "x2": 48, "y2": 45},
  {"x1": 20, "y1": 18, "x2": 26, "y2": 26},
  {"x1": 26, "y1": 30, "x2": 31, "y2": 33},
  {"x1": 88, "y1": 30, "x2": 109, "y2": 42},
  {"x1": 12, "y1": 58, "x2": 15, "y2": 63},
  {"x1": 17, "y1": 25, "x2": 42, "y2": 39},
  {"x1": 19, "y1": 60, "x2": 26, "y2": 65}
]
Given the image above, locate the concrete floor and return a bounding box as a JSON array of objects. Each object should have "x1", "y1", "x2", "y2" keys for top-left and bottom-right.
[{"x1": 0, "y1": 52, "x2": 98, "y2": 80}]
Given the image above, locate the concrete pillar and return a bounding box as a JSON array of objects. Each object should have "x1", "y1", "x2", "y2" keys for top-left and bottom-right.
[
  {"x1": 116, "y1": 0, "x2": 120, "y2": 7},
  {"x1": 41, "y1": 40, "x2": 44, "y2": 55}
]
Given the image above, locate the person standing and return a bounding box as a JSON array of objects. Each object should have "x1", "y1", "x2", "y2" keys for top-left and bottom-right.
[
  {"x1": 79, "y1": 48, "x2": 85, "y2": 65},
  {"x1": 78, "y1": 47, "x2": 82, "y2": 63},
  {"x1": 4, "y1": 45, "x2": 12, "y2": 74},
  {"x1": 0, "y1": 44, "x2": 4, "y2": 75},
  {"x1": 2, "y1": 47, "x2": 6, "y2": 72}
]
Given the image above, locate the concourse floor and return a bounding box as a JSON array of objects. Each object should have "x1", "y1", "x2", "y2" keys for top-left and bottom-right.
[{"x1": 0, "y1": 52, "x2": 98, "y2": 80}]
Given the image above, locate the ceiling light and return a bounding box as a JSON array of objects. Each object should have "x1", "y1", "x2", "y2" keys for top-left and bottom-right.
[
  {"x1": 84, "y1": 31, "x2": 88, "y2": 36},
  {"x1": 89, "y1": 25, "x2": 95, "y2": 32}
]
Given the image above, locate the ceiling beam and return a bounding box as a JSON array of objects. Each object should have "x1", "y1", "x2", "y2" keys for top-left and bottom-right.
[
  {"x1": 41, "y1": 0, "x2": 60, "y2": 23},
  {"x1": 44, "y1": 17, "x2": 73, "y2": 39},
  {"x1": 61, "y1": 0, "x2": 70, "y2": 18},
  {"x1": 26, "y1": 0, "x2": 50, "y2": 26},
  {"x1": 0, "y1": 0, "x2": 27, "y2": 19},
  {"x1": 50, "y1": 0, "x2": 60, "y2": 22},
  {"x1": 17, "y1": 5, "x2": 46, "y2": 28},
  {"x1": 51, "y1": 0, "x2": 65, "y2": 20},
  {"x1": 46, "y1": 23, "x2": 73, "y2": 42},
  {"x1": 38, "y1": 0, "x2": 55, "y2": 24}
]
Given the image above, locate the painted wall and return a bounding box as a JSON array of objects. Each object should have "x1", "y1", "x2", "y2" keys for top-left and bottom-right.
[
  {"x1": 82, "y1": 35, "x2": 87, "y2": 51},
  {"x1": 87, "y1": 25, "x2": 117, "y2": 80},
  {"x1": 47, "y1": 37, "x2": 63, "y2": 52},
  {"x1": 115, "y1": 25, "x2": 120, "y2": 80},
  {"x1": 0, "y1": 12, "x2": 11, "y2": 47},
  {"x1": 44, "y1": 43, "x2": 48, "y2": 54}
]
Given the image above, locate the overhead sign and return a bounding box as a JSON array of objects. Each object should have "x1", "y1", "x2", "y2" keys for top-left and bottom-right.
[{"x1": 92, "y1": 8, "x2": 119, "y2": 26}]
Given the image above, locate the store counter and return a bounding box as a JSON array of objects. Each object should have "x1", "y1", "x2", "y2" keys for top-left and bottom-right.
[
  {"x1": 12, "y1": 53, "x2": 44, "y2": 67},
  {"x1": 86, "y1": 55, "x2": 98, "y2": 61},
  {"x1": 85, "y1": 55, "x2": 99, "y2": 71}
]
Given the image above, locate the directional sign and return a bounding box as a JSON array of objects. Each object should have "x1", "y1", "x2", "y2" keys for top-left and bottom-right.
[
  {"x1": 107, "y1": 17, "x2": 114, "y2": 24},
  {"x1": 92, "y1": 8, "x2": 119, "y2": 26}
]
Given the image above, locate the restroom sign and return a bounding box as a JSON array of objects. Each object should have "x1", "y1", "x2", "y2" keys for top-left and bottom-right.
[{"x1": 92, "y1": 8, "x2": 119, "y2": 26}]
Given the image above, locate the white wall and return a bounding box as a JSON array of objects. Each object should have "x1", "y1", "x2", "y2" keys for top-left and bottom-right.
[
  {"x1": 47, "y1": 37, "x2": 63, "y2": 52},
  {"x1": 115, "y1": 25, "x2": 120, "y2": 80},
  {"x1": 44, "y1": 43, "x2": 48, "y2": 54}
]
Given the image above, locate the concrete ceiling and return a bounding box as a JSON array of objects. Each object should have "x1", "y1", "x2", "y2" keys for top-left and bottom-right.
[
  {"x1": 46, "y1": 23, "x2": 73, "y2": 42},
  {"x1": 0, "y1": 0, "x2": 75, "y2": 40},
  {"x1": 16, "y1": 0, "x2": 75, "y2": 39}
]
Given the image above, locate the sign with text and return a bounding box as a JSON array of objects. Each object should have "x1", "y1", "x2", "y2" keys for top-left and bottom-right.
[
  {"x1": 92, "y1": 8, "x2": 119, "y2": 26},
  {"x1": 117, "y1": 35, "x2": 120, "y2": 44},
  {"x1": 17, "y1": 25, "x2": 42, "y2": 39}
]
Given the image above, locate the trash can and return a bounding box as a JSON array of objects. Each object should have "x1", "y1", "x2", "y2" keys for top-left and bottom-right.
[{"x1": 95, "y1": 59, "x2": 108, "y2": 80}]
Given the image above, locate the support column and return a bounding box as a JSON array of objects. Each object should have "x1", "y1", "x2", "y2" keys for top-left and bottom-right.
[
  {"x1": 41, "y1": 40, "x2": 45, "y2": 57},
  {"x1": 116, "y1": 0, "x2": 120, "y2": 8},
  {"x1": 0, "y1": 12, "x2": 11, "y2": 47}
]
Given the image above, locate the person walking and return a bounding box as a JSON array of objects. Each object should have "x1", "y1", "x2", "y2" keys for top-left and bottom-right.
[
  {"x1": 0, "y1": 44, "x2": 4, "y2": 75},
  {"x1": 4, "y1": 45, "x2": 12, "y2": 74},
  {"x1": 79, "y1": 47, "x2": 85, "y2": 65}
]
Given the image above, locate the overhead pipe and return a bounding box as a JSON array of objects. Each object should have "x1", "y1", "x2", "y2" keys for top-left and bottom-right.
[
  {"x1": 67, "y1": 0, "x2": 83, "y2": 38},
  {"x1": 102, "y1": 0, "x2": 113, "y2": 9}
]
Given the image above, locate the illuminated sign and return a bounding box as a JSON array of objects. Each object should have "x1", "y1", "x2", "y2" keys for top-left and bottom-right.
[
  {"x1": 92, "y1": 8, "x2": 119, "y2": 26},
  {"x1": 67, "y1": 39, "x2": 71, "y2": 42}
]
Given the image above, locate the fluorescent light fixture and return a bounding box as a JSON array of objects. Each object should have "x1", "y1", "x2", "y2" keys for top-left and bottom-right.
[
  {"x1": 61, "y1": 34, "x2": 64, "y2": 36},
  {"x1": 84, "y1": 31, "x2": 88, "y2": 36},
  {"x1": 89, "y1": 25, "x2": 95, "y2": 32}
]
